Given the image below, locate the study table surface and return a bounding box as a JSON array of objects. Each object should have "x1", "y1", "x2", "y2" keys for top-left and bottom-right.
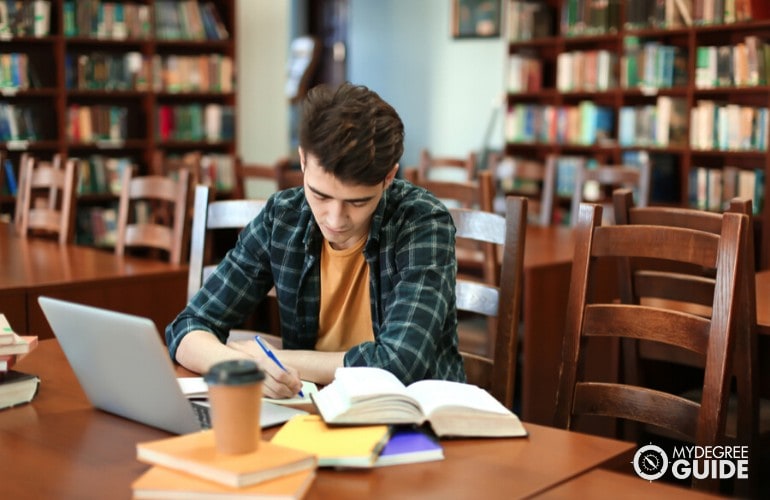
[
  {"x1": 0, "y1": 222, "x2": 187, "y2": 339},
  {"x1": 2, "y1": 340, "x2": 637, "y2": 500}
]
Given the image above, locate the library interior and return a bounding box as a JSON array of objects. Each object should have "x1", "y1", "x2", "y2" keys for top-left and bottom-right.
[{"x1": 2, "y1": 1, "x2": 770, "y2": 498}]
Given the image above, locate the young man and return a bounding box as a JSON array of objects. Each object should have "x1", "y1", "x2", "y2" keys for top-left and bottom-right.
[{"x1": 166, "y1": 83, "x2": 465, "y2": 398}]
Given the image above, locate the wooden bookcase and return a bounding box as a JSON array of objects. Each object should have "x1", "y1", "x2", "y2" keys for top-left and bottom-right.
[
  {"x1": 504, "y1": 0, "x2": 770, "y2": 268},
  {"x1": 0, "y1": 0, "x2": 237, "y2": 245}
]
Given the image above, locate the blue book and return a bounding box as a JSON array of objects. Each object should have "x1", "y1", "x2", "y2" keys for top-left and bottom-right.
[
  {"x1": 374, "y1": 426, "x2": 444, "y2": 467},
  {"x1": 4, "y1": 159, "x2": 18, "y2": 194}
]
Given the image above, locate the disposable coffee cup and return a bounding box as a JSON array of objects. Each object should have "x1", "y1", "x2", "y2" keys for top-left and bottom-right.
[{"x1": 204, "y1": 359, "x2": 265, "y2": 455}]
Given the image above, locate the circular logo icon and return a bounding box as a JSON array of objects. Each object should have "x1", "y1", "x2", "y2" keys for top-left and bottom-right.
[{"x1": 633, "y1": 444, "x2": 668, "y2": 481}]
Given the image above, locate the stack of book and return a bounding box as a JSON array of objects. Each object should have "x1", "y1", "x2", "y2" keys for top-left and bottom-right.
[
  {"x1": 0, "y1": 314, "x2": 40, "y2": 411},
  {"x1": 134, "y1": 431, "x2": 318, "y2": 499}
]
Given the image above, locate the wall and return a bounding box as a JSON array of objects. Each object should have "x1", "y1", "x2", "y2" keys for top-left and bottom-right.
[
  {"x1": 236, "y1": 0, "x2": 290, "y2": 165},
  {"x1": 236, "y1": 0, "x2": 507, "y2": 184},
  {"x1": 348, "y1": 0, "x2": 506, "y2": 168}
]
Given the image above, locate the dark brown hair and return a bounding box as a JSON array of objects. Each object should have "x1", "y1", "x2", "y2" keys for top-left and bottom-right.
[{"x1": 299, "y1": 82, "x2": 404, "y2": 185}]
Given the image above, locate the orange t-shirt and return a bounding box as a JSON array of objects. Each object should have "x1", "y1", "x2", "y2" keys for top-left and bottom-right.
[{"x1": 315, "y1": 237, "x2": 374, "y2": 351}]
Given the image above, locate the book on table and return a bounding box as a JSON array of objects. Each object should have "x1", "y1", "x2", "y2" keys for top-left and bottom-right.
[
  {"x1": 132, "y1": 466, "x2": 315, "y2": 500},
  {"x1": 136, "y1": 430, "x2": 317, "y2": 488},
  {"x1": 311, "y1": 366, "x2": 528, "y2": 438},
  {"x1": 270, "y1": 414, "x2": 390, "y2": 468},
  {"x1": 374, "y1": 425, "x2": 444, "y2": 467},
  {"x1": 0, "y1": 370, "x2": 41, "y2": 411}
]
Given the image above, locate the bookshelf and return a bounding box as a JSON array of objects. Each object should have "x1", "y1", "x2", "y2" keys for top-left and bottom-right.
[
  {"x1": 504, "y1": 0, "x2": 770, "y2": 268},
  {"x1": 0, "y1": 0, "x2": 237, "y2": 246}
]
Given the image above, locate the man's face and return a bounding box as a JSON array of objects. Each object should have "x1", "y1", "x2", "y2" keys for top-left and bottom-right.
[{"x1": 300, "y1": 149, "x2": 397, "y2": 250}]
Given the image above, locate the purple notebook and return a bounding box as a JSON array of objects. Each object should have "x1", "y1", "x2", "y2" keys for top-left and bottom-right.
[{"x1": 374, "y1": 426, "x2": 444, "y2": 467}]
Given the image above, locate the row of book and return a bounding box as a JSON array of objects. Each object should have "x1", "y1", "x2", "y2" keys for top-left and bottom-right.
[
  {"x1": 64, "y1": 1, "x2": 150, "y2": 39},
  {"x1": 689, "y1": 165, "x2": 765, "y2": 213},
  {"x1": 75, "y1": 155, "x2": 133, "y2": 195},
  {"x1": 618, "y1": 97, "x2": 688, "y2": 147},
  {"x1": 621, "y1": 37, "x2": 688, "y2": 89},
  {"x1": 64, "y1": 52, "x2": 234, "y2": 94},
  {"x1": 560, "y1": 0, "x2": 620, "y2": 37},
  {"x1": 507, "y1": 1, "x2": 554, "y2": 42},
  {"x1": 0, "y1": 103, "x2": 40, "y2": 142},
  {"x1": 0, "y1": 53, "x2": 41, "y2": 90},
  {"x1": 157, "y1": 104, "x2": 235, "y2": 142},
  {"x1": 506, "y1": 53, "x2": 543, "y2": 93},
  {"x1": 155, "y1": 0, "x2": 229, "y2": 41},
  {"x1": 690, "y1": 101, "x2": 768, "y2": 152},
  {"x1": 0, "y1": 314, "x2": 40, "y2": 412},
  {"x1": 505, "y1": 102, "x2": 614, "y2": 146},
  {"x1": 76, "y1": 203, "x2": 117, "y2": 247},
  {"x1": 0, "y1": 0, "x2": 50, "y2": 38},
  {"x1": 66, "y1": 104, "x2": 129, "y2": 143},
  {"x1": 63, "y1": 1, "x2": 229, "y2": 41},
  {"x1": 695, "y1": 37, "x2": 770, "y2": 89},
  {"x1": 556, "y1": 49, "x2": 617, "y2": 92}
]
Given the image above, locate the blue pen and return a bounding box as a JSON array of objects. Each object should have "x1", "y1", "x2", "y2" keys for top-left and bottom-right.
[{"x1": 254, "y1": 335, "x2": 305, "y2": 397}]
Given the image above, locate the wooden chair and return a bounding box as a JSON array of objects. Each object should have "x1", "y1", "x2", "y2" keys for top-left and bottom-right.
[
  {"x1": 115, "y1": 166, "x2": 190, "y2": 264},
  {"x1": 415, "y1": 148, "x2": 477, "y2": 182},
  {"x1": 554, "y1": 202, "x2": 750, "y2": 492},
  {"x1": 570, "y1": 156, "x2": 650, "y2": 226},
  {"x1": 233, "y1": 157, "x2": 291, "y2": 198},
  {"x1": 404, "y1": 168, "x2": 497, "y2": 284},
  {"x1": 188, "y1": 185, "x2": 268, "y2": 300},
  {"x1": 15, "y1": 154, "x2": 76, "y2": 244},
  {"x1": 613, "y1": 188, "x2": 766, "y2": 494},
  {"x1": 489, "y1": 152, "x2": 556, "y2": 226},
  {"x1": 188, "y1": 184, "x2": 280, "y2": 340},
  {"x1": 453, "y1": 196, "x2": 527, "y2": 409},
  {"x1": 275, "y1": 158, "x2": 303, "y2": 190}
]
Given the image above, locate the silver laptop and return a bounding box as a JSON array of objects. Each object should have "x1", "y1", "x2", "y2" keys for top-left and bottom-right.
[{"x1": 38, "y1": 296, "x2": 306, "y2": 435}]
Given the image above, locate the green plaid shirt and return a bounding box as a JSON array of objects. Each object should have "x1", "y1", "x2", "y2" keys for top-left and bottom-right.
[{"x1": 166, "y1": 178, "x2": 465, "y2": 384}]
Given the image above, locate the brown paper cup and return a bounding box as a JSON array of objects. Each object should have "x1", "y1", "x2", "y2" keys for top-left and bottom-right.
[{"x1": 204, "y1": 360, "x2": 265, "y2": 455}]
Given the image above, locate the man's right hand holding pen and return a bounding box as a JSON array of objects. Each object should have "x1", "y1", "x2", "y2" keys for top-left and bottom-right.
[{"x1": 226, "y1": 335, "x2": 304, "y2": 399}]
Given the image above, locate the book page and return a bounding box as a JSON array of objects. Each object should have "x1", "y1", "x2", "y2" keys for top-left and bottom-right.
[
  {"x1": 178, "y1": 377, "x2": 318, "y2": 405},
  {"x1": 333, "y1": 366, "x2": 409, "y2": 403},
  {"x1": 405, "y1": 380, "x2": 512, "y2": 417}
]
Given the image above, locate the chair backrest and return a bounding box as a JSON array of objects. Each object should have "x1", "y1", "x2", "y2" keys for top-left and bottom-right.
[
  {"x1": 151, "y1": 150, "x2": 203, "y2": 188},
  {"x1": 115, "y1": 166, "x2": 190, "y2": 264},
  {"x1": 275, "y1": 159, "x2": 303, "y2": 191},
  {"x1": 490, "y1": 152, "x2": 556, "y2": 226},
  {"x1": 404, "y1": 169, "x2": 497, "y2": 285},
  {"x1": 555, "y1": 202, "x2": 749, "y2": 490},
  {"x1": 570, "y1": 157, "x2": 650, "y2": 226},
  {"x1": 15, "y1": 155, "x2": 76, "y2": 245},
  {"x1": 452, "y1": 196, "x2": 527, "y2": 409},
  {"x1": 612, "y1": 188, "x2": 758, "y2": 454},
  {"x1": 417, "y1": 148, "x2": 477, "y2": 182},
  {"x1": 233, "y1": 157, "x2": 280, "y2": 199},
  {"x1": 188, "y1": 184, "x2": 267, "y2": 300}
]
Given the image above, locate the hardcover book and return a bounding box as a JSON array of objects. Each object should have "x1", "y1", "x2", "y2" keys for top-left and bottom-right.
[
  {"x1": 132, "y1": 466, "x2": 315, "y2": 500},
  {"x1": 136, "y1": 431, "x2": 317, "y2": 488},
  {"x1": 0, "y1": 370, "x2": 40, "y2": 410},
  {"x1": 310, "y1": 367, "x2": 527, "y2": 438},
  {"x1": 270, "y1": 414, "x2": 390, "y2": 468}
]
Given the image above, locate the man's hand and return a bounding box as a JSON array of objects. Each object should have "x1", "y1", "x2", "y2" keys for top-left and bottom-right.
[{"x1": 227, "y1": 338, "x2": 303, "y2": 399}]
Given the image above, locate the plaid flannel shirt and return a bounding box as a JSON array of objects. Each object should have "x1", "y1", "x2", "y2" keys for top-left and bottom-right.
[{"x1": 166, "y1": 178, "x2": 465, "y2": 384}]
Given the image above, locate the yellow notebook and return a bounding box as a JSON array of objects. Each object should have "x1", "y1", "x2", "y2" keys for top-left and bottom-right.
[
  {"x1": 132, "y1": 466, "x2": 315, "y2": 500},
  {"x1": 136, "y1": 431, "x2": 317, "y2": 488},
  {"x1": 270, "y1": 415, "x2": 390, "y2": 468}
]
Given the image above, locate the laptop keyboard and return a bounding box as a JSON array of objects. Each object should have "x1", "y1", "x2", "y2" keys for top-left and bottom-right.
[{"x1": 190, "y1": 401, "x2": 212, "y2": 429}]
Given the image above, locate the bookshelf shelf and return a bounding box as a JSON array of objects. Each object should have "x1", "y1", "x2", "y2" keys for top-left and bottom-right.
[
  {"x1": 0, "y1": 0, "x2": 237, "y2": 245},
  {"x1": 505, "y1": 0, "x2": 770, "y2": 268}
]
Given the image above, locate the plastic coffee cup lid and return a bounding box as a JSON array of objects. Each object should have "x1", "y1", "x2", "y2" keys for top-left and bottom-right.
[{"x1": 204, "y1": 359, "x2": 265, "y2": 385}]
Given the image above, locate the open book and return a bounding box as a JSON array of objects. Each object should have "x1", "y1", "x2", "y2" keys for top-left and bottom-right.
[{"x1": 311, "y1": 367, "x2": 527, "y2": 438}]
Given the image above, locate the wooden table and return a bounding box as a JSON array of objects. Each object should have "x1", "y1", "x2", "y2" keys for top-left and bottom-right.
[
  {"x1": 2, "y1": 340, "x2": 637, "y2": 500},
  {"x1": 0, "y1": 223, "x2": 187, "y2": 339},
  {"x1": 535, "y1": 469, "x2": 724, "y2": 499}
]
